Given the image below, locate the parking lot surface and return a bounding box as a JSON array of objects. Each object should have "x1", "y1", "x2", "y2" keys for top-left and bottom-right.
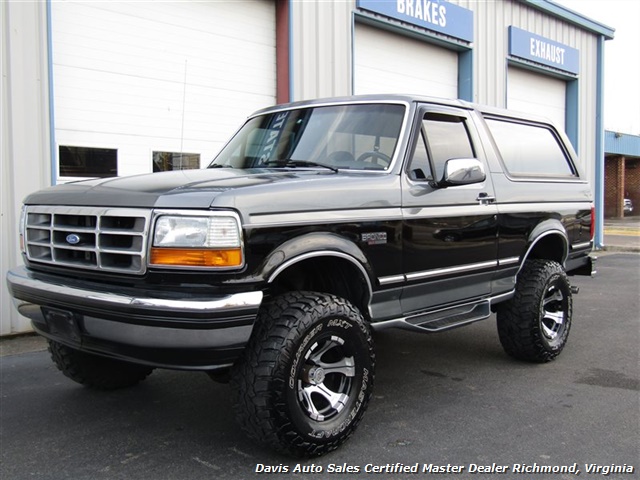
[{"x1": 1, "y1": 253, "x2": 638, "y2": 480}]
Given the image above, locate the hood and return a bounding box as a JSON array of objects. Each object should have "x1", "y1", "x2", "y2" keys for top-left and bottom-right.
[{"x1": 23, "y1": 168, "x2": 397, "y2": 211}]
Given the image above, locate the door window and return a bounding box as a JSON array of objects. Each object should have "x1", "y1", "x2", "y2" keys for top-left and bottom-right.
[{"x1": 409, "y1": 112, "x2": 475, "y2": 182}]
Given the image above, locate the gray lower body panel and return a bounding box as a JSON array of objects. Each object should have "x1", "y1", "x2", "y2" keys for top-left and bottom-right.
[{"x1": 7, "y1": 266, "x2": 263, "y2": 370}]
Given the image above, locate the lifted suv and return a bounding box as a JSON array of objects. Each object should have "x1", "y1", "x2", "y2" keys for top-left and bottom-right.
[{"x1": 7, "y1": 95, "x2": 595, "y2": 456}]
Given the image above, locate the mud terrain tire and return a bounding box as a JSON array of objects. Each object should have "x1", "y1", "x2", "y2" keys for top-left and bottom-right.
[
  {"x1": 231, "y1": 291, "x2": 375, "y2": 457},
  {"x1": 497, "y1": 259, "x2": 573, "y2": 363}
]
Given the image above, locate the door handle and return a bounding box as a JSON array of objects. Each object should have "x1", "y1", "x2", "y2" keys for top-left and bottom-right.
[{"x1": 476, "y1": 192, "x2": 496, "y2": 205}]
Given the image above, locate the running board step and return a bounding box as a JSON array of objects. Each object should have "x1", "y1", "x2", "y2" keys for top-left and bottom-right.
[{"x1": 404, "y1": 301, "x2": 491, "y2": 332}]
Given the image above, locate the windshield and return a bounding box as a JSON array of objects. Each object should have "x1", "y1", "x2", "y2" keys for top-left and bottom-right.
[{"x1": 209, "y1": 103, "x2": 405, "y2": 171}]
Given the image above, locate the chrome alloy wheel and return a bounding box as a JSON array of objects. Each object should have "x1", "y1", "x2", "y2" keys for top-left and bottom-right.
[
  {"x1": 540, "y1": 282, "x2": 568, "y2": 344},
  {"x1": 297, "y1": 335, "x2": 356, "y2": 422},
  {"x1": 497, "y1": 259, "x2": 573, "y2": 363},
  {"x1": 231, "y1": 292, "x2": 375, "y2": 456}
]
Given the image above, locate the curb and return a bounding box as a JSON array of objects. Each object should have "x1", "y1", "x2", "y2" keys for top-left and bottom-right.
[
  {"x1": 603, "y1": 229, "x2": 640, "y2": 236},
  {"x1": 600, "y1": 245, "x2": 640, "y2": 253},
  {"x1": 0, "y1": 332, "x2": 47, "y2": 357}
]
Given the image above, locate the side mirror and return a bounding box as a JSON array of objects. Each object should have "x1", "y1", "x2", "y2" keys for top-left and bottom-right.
[{"x1": 438, "y1": 158, "x2": 486, "y2": 187}]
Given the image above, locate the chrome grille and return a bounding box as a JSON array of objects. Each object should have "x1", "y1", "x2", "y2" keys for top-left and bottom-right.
[{"x1": 24, "y1": 206, "x2": 151, "y2": 274}]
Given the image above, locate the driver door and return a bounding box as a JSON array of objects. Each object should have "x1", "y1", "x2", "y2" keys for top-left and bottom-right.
[{"x1": 400, "y1": 105, "x2": 499, "y2": 313}]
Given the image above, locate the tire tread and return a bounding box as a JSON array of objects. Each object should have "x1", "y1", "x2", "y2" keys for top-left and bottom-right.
[
  {"x1": 497, "y1": 259, "x2": 572, "y2": 363},
  {"x1": 231, "y1": 291, "x2": 374, "y2": 457}
]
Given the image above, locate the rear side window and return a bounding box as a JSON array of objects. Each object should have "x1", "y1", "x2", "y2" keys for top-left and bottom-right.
[{"x1": 485, "y1": 118, "x2": 575, "y2": 177}]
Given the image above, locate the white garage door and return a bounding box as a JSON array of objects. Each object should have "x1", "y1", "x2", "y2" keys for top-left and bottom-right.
[
  {"x1": 354, "y1": 23, "x2": 458, "y2": 98},
  {"x1": 52, "y1": 0, "x2": 275, "y2": 180},
  {"x1": 507, "y1": 67, "x2": 566, "y2": 130}
]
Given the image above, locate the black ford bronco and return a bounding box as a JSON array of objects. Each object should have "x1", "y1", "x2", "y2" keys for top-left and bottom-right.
[{"x1": 7, "y1": 95, "x2": 595, "y2": 456}]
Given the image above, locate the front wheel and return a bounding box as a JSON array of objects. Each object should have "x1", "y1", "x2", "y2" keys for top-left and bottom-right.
[
  {"x1": 231, "y1": 291, "x2": 375, "y2": 457},
  {"x1": 497, "y1": 259, "x2": 573, "y2": 363}
]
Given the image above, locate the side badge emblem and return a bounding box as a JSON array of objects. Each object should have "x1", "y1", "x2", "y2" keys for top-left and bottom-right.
[{"x1": 361, "y1": 232, "x2": 387, "y2": 246}]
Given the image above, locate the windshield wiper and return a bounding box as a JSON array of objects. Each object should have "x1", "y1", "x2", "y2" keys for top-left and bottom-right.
[
  {"x1": 265, "y1": 160, "x2": 339, "y2": 173},
  {"x1": 208, "y1": 164, "x2": 235, "y2": 169}
]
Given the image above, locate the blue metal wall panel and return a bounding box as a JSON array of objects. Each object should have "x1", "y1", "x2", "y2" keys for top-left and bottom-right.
[{"x1": 605, "y1": 131, "x2": 640, "y2": 157}]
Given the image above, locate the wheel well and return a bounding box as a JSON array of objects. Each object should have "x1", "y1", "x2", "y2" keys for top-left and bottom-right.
[
  {"x1": 525, "y1": 232, "x2": 567, "y2": 265},
  {"x1": 266, "y1": 256, "x2": 371, "y2": 319}
]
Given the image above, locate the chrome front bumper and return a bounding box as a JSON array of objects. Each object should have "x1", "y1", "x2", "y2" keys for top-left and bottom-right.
[{"x1": 7, "y1": 266, "x2": 263, "y2": 369}]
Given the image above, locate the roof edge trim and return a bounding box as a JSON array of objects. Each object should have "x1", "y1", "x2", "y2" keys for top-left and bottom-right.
[
  {"x1": 519, "y1": 0, "x2": 615, "y2": 39},
  {"x1": 605, "y1": 131, "x2": 640, "y2": 157}
]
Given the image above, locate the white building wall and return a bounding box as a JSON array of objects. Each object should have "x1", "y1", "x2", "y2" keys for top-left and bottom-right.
[
  {"x1": 1, "y1": 1, "x2": 52, "y2": 335},
  {"x1": 290, "y1": 0, "x2": 353, "y2": 101},
  {"x1": 507, "y1": 67, "x2": 567, "y2": 129},
  {"x1": 354, "y1": 23, "x2": 459, "y2": 97},
  {"x1": 52, "y1": 0, "x2": 276, "y2": 180}
]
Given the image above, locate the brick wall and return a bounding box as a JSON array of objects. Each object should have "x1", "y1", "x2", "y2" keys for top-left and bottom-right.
[
  {"x1": 625, "y1": 158, "x2": 640, "y2": 216},
  {"x1": 605, "y1": 156, "x2": 640, "y2": 218},
  {"x1": 604, "y1": 155, "x2": 623, "y2": 217}
]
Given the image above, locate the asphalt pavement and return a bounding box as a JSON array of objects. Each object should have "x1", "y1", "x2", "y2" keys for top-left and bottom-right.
[
  {"x1": 1, "y1": 253, "x2": 638, "y2": 480},
  {"x1": 603, "y1": 216, "x2": 640, "y2": 252}
]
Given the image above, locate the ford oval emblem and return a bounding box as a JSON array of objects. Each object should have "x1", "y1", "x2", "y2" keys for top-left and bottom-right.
[{"x1": 66, "y1": 234, "x2": 81, "y2": 245}]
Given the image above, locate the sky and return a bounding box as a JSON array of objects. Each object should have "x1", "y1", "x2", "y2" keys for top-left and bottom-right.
[{"x1": 554, "y1": 0, "x2": 640, "y2": 135}]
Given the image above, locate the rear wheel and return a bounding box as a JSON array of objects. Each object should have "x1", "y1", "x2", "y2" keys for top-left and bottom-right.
[
  {"x1": 48, "y1": 341, "x2": 154, "y2": 390},
  {"x1": 497, "y1": 259, "x2": 573, "y2": 363},
  {"x1": 231, "y1": 291, "x2": 375, "y2": 457}
]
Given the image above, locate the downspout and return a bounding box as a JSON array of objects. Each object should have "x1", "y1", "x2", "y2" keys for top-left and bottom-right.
[
  {"x1": 46, "y1": 0, "x2": 56, "y2": 186},
  {"x1": 594, "y1": 34, "x2": 605, "y2": 249},
  {"x1": 276, "y1": 0, "x2": 291, "y2": 103},
  {"x1": 288, "y1": 0, "x2": 293, "y2": 102},
  {"x1": 350, "y1": 11, "x2": 355, "y2": 95}
]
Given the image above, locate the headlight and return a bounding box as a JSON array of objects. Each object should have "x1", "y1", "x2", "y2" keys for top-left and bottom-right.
[{"x1": 150, "y1": 212, "x2": 243, "y2": 268}]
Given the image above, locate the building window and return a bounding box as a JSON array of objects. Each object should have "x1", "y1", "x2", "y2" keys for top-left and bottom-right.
[
  {"x1": 153, "y1": 152, "x2": 200, "y2": 172},
  {"x1": 59, "y1": 146, "x2": 118, "y2": 178}
]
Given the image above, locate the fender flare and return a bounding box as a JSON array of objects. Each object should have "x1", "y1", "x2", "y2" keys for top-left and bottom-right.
[
  {"x1": 256, "y1": 232, "x2": 374, "y2": 293},
  {"x1": 518, "y1": 219, "x2": 569, "y2": 274}
]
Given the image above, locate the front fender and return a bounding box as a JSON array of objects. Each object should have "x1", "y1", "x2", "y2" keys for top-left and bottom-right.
[{"x1": 254, "y1": 232, "x2": 374, "y2": 286}]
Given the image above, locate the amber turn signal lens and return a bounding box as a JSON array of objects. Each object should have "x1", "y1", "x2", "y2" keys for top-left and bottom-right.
[{"x1": 150, "y1": 248, "x2": 242, "y2": 267}]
